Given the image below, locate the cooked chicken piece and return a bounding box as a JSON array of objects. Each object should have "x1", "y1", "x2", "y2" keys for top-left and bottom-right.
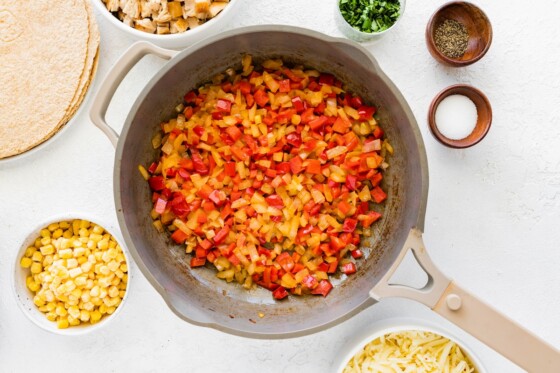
[
  {"x1": 167, "y1": 1, "x2": 183, "y2": 18},
  {"x1": 209, "y1": 2, "x2": 227, "y2": 18},
  {"x1": 183, "y1": 0, "x2": 196, "y2": 18},
  {"x1": 122, "y1": 15, "x2": 134, "y2": 27},
  {"x1": 187, "y1": 16, "x2": 200, "y2": 29},
  {"x1": 140, "y1": 0, "x2": 160, "y2": 18},
  {"x1": 104, "y1": 0, "x2": 120, "y2": 12},
  {"x1": 135, "y1": 18, "x2": 157, "y2": 33},
  {"x1": 154, "y1": 9, "x2": 172, "y2": 23},
  {"x1": 122, "y1": 0, "x2": 141, "y2": 19},
  {"x1": 173, "y1": 18, "x2": 189, "y2": 33},
  {"x1": 195, "y1": 0, "x2": 210, "y2": 18},
  {"x1": 157, "y1": 23, "x2": 170, "y2": 34}
]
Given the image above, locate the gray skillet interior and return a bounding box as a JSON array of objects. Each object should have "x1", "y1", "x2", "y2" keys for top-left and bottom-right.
[{"x1": 115, "y1": 26, "x2": 428, "y2": 338}]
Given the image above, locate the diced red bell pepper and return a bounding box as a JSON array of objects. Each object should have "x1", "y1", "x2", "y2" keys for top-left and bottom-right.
[
  {"x1": 303, "y1": 275, "x2": 318, "y2": 289},
  {"x1": 373, "y1": 126, "x2": 384, "y2": 139},
  {"x1": 213, "y1": 226, "x2": 230, "y2": 244},
  {"x1": 327, "y1": 260, "x2": 338, "y2": 274},
  {"x1": 190, "y1": 257, "x2": 206, "y2": 267},
  {"x1": 154, "y1": 197, "x2": 167, "y2": 214},
  {"x1": 184, "y1": 91, "x2": 197, "y2": 104},
  {"x1": 191, "y1": 153, "x2": 208, "y2": 175},
  {"x1": 332, "y1": 116, "x2": 350, "y2": 134},
  {"x1": 308, "y1": 115, "x2": 328, "y2": 130},
  {"x1": 329, "y1": 236, "x2": 346, "y2": 252},
  {"x1": 272, "y1": 286, "x2": 289, "y2": 300},
  {"x1": 216, "y1": 98, "x2": 232, "y2": 113},
  {"x1": 225, "y1": 125, "x2": 242, "y2": 142},
  {"x1": 209, "y1": 190, "x2": 226, "y2": 206},
  {"x1": 342, "y1": 218, "x2": 358, "y2": 233},
  {"x1": 200, "y1": 239, "x2": 213, "y2": 251},
  {"x1": 230, "y1": 145, "x2": 248, "y2": 162},
  {"x1": 371, "y1": 172, "x2": 383, "y2": 187},
  {"x1": 238, "y1": 81, "x2": 252, "y2": 95},
  {"x1": 345, "y1": 174, "x2": 358, "y2": 191},
  {"x1": 148, "y1": 176, "x2": 165, "y2": 191},
  {"x1": 265, "y1": 194, "x2": 284, "y2": 209},
  {"x1": 318, "y1": 73, "x2": 335, "y2": 86},
  {"x1": 300, "y1": 108, "x2": 315, "y2": 124},
  {"x1": 351, "y1": 249, "x2": 363, "y2": 259},
  {"x1": 183, "y1": 106, "x2": 194, "y2": 119},
  {"x1": 360, "y1": 211, "x2": 382, "y2": 228},
  {"x1": 286, "y1": 133, "x2": 302, "y2": 148},
  {"x1": 311, "y1": 280, "x2": 333, "y2": 297},
  {"x1": 148, "y1": 162, "x2": 158, "y2": 174},
  {"x1": 341, "y1": 262, "x2": 357, "y2": 275},
  {"x1": 279, "y1": 79, "x2": 291, "y2": 93},
  {"x1": 193, "y1": 126, "x2": 205, "y2": 137},
  {"x1": 337, "y1": 200, "x2": 352, "y2": 215},
  {"x1": 171, "y1": 229, "x2": 188, "y2": 244},
  {"x1": 224, "y1": 162, "x2": 236, "y2": 177},
  {"x1": 305, "y1": 159, "x2": 322, "y2": 175},
  {"x1": 276, "y1": 252, "x2": 295, "y2": 272},
  {"x1": 276, "y1": 162, "x2": 291, "y2": 175},
  {"x1": 289, "y1": 156, "x2": 304, "y2": 174},
  {"x1": 371, "y1": 186, "x2": 387, "y2": 203},
  {"x1": 197, "y1": 184, "x2": 213, "y2": 199},
  {"x1": 350, "y1": 96, "x2": 363, "y2": 109},
  {"x1": 358, "y1": 105, "x2": 376, "y2": 120},
  {"x1": 245, "y1": 93, "x2": 254, "y2": 108},
  {"x1": 291, "y1": 96, "x2": 305, "y2": 113},
  {"x1": 254, "y1": 89, "x2": 269, "y2": 107}
]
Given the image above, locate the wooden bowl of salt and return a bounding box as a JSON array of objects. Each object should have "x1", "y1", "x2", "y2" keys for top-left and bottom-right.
[{"x1": 428, "y1": 84, "x2": 492, "y2": 148}]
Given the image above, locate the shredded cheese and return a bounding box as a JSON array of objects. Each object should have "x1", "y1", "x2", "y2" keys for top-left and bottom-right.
[{"x1": 343, "y1": 330, "x2": 477, "y2": 373}]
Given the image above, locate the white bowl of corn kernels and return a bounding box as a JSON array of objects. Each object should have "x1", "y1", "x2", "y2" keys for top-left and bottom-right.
[{"x1": 12, "y1": 215, "x2": 131, "y2": 335}]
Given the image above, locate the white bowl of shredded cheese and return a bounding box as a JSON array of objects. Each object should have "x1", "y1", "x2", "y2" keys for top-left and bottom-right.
[
  {"x1": 12, "y1": 214, "x2": 132, "y2": 335},
  {"x1": 335, "y1": 318, "x2": 486, "y2": 373}
]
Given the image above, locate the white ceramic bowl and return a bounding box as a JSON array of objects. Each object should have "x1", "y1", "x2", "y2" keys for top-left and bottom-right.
[
  {"x1": 334, "y1": 0, "x2": 406, "y2": 42},
  {"x1": 91, "y1": 0, "x2": 240, "y2": 49},
  {"x1": 334, "y1": 317, "x2": 486, "y2": 373},
  {"x1": 12, "y1": 214, "x2": 132, "y2": 335}
]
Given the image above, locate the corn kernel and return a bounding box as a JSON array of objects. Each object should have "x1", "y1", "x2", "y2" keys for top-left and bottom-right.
[
  {"x1": 90, "y1": 310, "x2": 102, "y2": 323},
  {"x1": 80, "y1": 310, "x2": 90, "y2": 322},
  {"x1": 69, "y1": 317, "x2": 80, "y2": 326},
  {"x1": 46, "y1": 312, "x2": 57, "y2": 321},
  {"x1": 52, "y1": 228, "x2": 63, "y2": 239},
  {"x1": 57, "y1": 318, "x2": 69, "y2": 329},
  {"x1": 31, "y1": 251, "x2": 43, "y2": 262},
  {"x1": 66, "y1": 258, "x2": 78, "y2": 269},
  {"x1": 40, "y1": 229, "x2": 51, "y2": 238},
  {"x1": 30, "y1": 262, "x2": 42, "y2": 274},
  {"x1": 59, "y1": 249, "x2": 73, "y2": 259},
  {"x1": 25, "y1": 246, "x2": 36, "y2": 257},
  {"x1": 20, "y1": 257, "x2": 32, "y2": 268},
  {"x1": 40, "y1": 237, "x2": 51, "y2": 246}
]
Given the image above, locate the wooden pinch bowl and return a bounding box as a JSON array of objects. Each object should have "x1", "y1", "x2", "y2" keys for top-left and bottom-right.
[
  {"x1": 426, "y1": 1, "x2": 492, "y2": 67},
  {"x1": 428, "y1": 84, "x2": 492, "y2": 148}
]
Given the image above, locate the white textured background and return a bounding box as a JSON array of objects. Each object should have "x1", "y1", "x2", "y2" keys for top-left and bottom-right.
[{"x1": 1, "y1": 0, "x2": 559, "y2": 372}]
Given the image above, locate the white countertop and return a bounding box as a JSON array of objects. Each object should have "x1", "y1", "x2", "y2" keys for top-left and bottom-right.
[{"x1": 1, "y1": 1, "x2": 559, "y2": 372}]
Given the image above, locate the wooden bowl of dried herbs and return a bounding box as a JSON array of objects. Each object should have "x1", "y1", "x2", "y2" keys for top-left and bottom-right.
[
  {"x1": 336, "y1": 0, "x2": 405, "y2": 42},
  {"x1": 426, "y1": 1, "x2": 492, "y2": 67}
]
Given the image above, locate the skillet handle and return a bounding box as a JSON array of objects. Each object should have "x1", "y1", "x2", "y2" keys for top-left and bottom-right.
[
  {"x1": 89, "y1": 42, "x2": 178, "y2": 147},
  {"x1": 370, "y1": 228, "x2": 560, "y2": 372}
]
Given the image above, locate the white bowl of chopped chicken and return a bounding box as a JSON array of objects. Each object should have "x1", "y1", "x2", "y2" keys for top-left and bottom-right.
[
  {"x1": 335, "y1": 318, "x2": 486, "y2": 373},
  {"x1": 92, "y1": 0, "x2": 239, "y2": 49},
  {"x1": 12, "y1": 215, "x2": 131, "y2": 335}
]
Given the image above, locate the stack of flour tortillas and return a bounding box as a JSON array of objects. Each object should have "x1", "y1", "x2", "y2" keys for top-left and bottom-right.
[{"x1": 0, "y1": 0, "x2": 100, "y2": 159}]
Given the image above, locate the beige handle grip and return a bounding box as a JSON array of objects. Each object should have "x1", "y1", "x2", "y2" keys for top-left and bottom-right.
[
  {"x1": 370, "y1": 228, "x2": 560, "y2": 372},
  {"x1": 89, "y1": 41, "x2": 178, "y2": 147}
]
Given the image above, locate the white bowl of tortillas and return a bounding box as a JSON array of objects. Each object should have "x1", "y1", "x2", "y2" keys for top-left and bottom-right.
[{"x1": 0, "y1": 0, "x2": 99, "y2": 162}]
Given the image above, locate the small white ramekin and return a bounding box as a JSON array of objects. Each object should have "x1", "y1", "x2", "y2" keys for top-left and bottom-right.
[
  {"x1": 91, "y1": 0, "x2": 241, "y2": 49},
  {"x1": 334, "y1": 317, "x2": 486, "y2": 373},
  {"x1": 334, "y1": 0, "x2": 406, "y2": 43},
  {"x1": 12, "y1": 214, "x2": 132, "y2": 336}
]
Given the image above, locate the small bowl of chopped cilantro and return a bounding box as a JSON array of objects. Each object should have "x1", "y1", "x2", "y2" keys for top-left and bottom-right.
[{"x1": 336, "y1": 0, "x2": 405, "y2": 42}]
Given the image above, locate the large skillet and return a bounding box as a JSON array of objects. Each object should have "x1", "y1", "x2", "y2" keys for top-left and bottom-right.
[{"x1": 90, "y1": 26, "x2": 559, "y2": 371}]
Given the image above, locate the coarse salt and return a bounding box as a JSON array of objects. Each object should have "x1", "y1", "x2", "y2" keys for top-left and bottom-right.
[{"x1": 435, "y1": 94, "x2": 478, "y2": 140}]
